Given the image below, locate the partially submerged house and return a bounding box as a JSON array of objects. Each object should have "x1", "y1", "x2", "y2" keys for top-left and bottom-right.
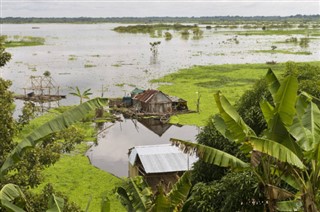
[
  {"x1": 128, "y1": 144, "x2": 198, "y2": 191},
  {"x1": 133, "y1": 89, "x2": 172, "y2": 114}
]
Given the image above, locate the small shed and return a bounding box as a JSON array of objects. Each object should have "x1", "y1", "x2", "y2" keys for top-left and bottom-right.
[
  {"x1": 168, "y1": 96, "x2": 188, "y2": 111},
  {"x1": 133, "y1": 90, "x2": 172, "y2": 114},
  {"x1": 128, "y1": 144, "x2": 198, "y2": 191}
]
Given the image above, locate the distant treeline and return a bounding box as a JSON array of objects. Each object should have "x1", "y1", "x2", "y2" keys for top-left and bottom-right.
[{"x1": 1, "y1": 15, "x2": 320, "y2": 24}]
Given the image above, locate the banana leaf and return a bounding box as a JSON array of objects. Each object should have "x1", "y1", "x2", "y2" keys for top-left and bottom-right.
[
  {"x1": 214, "y1": 91, "x2": 255, "y2": 143},
  {"x1": 171, "y1": 138, "x2": 249, "y2": 169},
  {"x1": 0, "y1": 98, "x2": 107, "y2": 177},
  {"x1": 250, "y1": 137, "x2": 305, "y2": 170}
]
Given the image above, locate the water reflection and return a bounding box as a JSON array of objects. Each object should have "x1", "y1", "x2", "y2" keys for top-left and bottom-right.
[{"x1": 86, "y1": 116, "x2": 199, "y2": 177}]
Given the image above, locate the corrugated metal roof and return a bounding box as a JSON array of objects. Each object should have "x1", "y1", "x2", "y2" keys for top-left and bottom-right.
[
  {"x1": 133, "y1": 89, "x2": 159, "y2": 103},
  {"x1": 129, "y1": 144, "x2": 198, "y2": 174}
]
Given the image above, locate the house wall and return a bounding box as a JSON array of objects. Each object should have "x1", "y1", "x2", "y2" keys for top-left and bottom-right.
[
  {"x1": 128, "y1": 163, "x2": 139, "y2": 177},
  {"x1": 143, "y1": 92, "x2": 172, "y2": 113}
]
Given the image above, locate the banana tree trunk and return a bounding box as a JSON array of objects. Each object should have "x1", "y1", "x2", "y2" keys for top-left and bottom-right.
[{"x1": 302, "y1": 193, "x2": 318, "y2": 212}]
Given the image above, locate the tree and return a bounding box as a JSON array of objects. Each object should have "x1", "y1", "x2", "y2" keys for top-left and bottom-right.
[
  {"x1": 172, "y1": 69, "x2": 320, "y2": 211},
  {"x1": 69, "y1": 86, "x2": 93, "y2": 104},
  {"x1": 0, "y1": 36, "x2": 11, "y2": 67}
]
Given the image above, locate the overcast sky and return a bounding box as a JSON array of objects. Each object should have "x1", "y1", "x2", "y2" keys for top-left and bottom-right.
[{"x1": 2, "y1": 0, "x2": 319, "y2": 17}]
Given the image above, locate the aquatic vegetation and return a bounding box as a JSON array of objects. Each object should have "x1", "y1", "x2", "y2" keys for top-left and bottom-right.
[
  {"x1": 114, "y1": 23, "x2": 198, "y2": 34},
  {"x1": 236, "y1": 29, "x2": 320, "y2": 36},
  {"x1": 84, "y1": 64, "x2": 96, "y2": 68},
  {"x1": 4, "y1": 35, "x2": 45, "y2": 47},
  {"x1": 152, "y1": 62, "x2": 320, "y2": 126},
  {"x1": 68, "y1": 55, "x2": 77, "y2": 61},
  {"x1": 254, "y1": 49, "x2": 312, "y2": 55}
]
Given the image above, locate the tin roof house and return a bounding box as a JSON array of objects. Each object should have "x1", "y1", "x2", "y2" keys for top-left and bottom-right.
[
  {"x1": 128, "y1": 144, "x2": 198, "y2": 191},
  {"x1": 133, "y1": 89, "x2": 172, "y2": 114}
]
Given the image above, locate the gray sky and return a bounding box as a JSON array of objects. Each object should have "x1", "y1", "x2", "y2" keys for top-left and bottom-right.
[{"x1": 2, "y1": 0, "x2": 320, "y2": 17}]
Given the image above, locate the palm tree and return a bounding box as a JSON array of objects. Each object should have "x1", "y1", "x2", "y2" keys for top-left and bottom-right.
[
  {"x1": 172, "y1": 69, "x2": 320, "y2": 211},
  {"x1": 69, "y1": 86, "x2": 93, "y2": 104}
]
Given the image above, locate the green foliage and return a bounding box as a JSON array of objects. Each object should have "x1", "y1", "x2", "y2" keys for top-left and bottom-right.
[
  {"x1": 255, "y1": 49, "x2": 312, "y2": 55},
  {"x1": 191, "y1": 118, "x2": 248, "y2": 183},
  {"x1": 3, "y1": 36, "x2": 45, "y2": 48},
  {"x1": 235, "y1": 79, "x2": 272, "y2": 135},
  {"x1": 183, "y1": 171, "x2": 264, "y2": 212},
  {"x1": 117, "y1": 172, "x2": 192, "y2": 212},
  {"x1": 0, "y1": 98, "x2": 107, "y2": 177},
  {"x1": 164, "y1": 32, "x2": 172, "y2": 40},
  {"x1": 26, "y1": 184, "x2": 81, "y2": 212},
  {"x1": 0, "y1": 36, "x2": 12, "y2": 67},
  {"x1": 0, "y1": 78, "x2": 16, "y2": 167},
  {"x1": 284, "y1": 62, "x2": 320, "y2": 100},
  {"x1": 17, "y1": 101, "x2": 36, "y2": 131},
  {"x1": 114, "y1": 24, "x2": 198, "y2": 36},
  {"x1": 34, "y1": 148, "x2": 125, "y2": 211},
  {"x1": 179, "y1": 69, "x2": 320, "y2": 211},
  {"x1": 0, "y1": 184, "x2": 26, "y2": 211},
  {"x1": 154, "y1": 63, "x2": 286, "y2": 126},
  {"x1": 69, "y1": 86, "x2": 93, "y2": 104}
]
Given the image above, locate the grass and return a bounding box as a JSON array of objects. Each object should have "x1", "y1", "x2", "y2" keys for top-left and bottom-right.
[
  {"x1": 84, "y1": 64, "x2": 97, "y2": 68},
  {"x1": 235, "y1": 29, "x2": 320, "y2": 36},
  {"x1": 254, "y1": 50, "x2": 312, "y2": 55},
  {"x1": 4, "y1": 36, "x2": 45, "y2": 47},
  {"x1": 32, "y1": 144, "x2": 125, "y2": 212},
  {"x1": 152, "y1": 62, "x2": 320, "y2": 126},
  {"x1": 68, "y1": 55, "x2": 77, "y2": 61},
  {"x1": 19, "y1": 107, "x2": 125, "y2": 211}
]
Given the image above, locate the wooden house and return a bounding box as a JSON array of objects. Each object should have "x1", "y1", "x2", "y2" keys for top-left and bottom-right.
[
  {"x1": 133, "y1": 90, "x2": 172, "y2": 114},
  {"x1": 128, "y1": 144, "x2": 198, "y2": 192}
]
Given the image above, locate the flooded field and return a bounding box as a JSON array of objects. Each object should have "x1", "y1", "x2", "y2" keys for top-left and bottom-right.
[
  {"x1": 86, "y1": 116, "x2": 199, "y2": 176},
  {"x1": 2, "y1": 23, "x2": 319, "y2": 104},
  {"x1": 2, "y1": 23, "x2": 319, "y2": 176}
]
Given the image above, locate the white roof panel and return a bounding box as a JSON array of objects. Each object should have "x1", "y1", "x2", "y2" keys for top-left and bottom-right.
[{"x1": 129, "y1": 144, "x2": 198, "y2": 174}]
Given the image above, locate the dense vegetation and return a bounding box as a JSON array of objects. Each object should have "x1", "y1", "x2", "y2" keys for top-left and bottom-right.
[{"x1": 172, "y1": 62, "x2": 320, "y2": 211}]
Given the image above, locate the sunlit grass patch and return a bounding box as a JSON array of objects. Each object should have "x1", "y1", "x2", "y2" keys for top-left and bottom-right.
[{"x1": 153, "y1": 62, "x2": 320, "y2": 126}]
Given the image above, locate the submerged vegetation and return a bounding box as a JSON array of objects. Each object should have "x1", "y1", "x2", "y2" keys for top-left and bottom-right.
[
  {"x1": 4, "y1": 35, "x2": 45, "y2": 47},
  {"x1": 254, "y1": 49, "x2": 312, "y2": 55},
  {"x1": 153, "y1": 61, "x2": 320, "y2": 126}
]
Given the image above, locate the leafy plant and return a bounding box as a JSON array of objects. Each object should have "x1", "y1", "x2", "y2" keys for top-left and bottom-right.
[
  {"x1": 172, "y1": 69, "x2": 320, "y2": 211},
  {"x1": 69, "y1": 87, "x2": 93, "y2": 104}
]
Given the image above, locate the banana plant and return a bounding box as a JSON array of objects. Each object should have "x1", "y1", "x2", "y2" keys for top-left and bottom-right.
[
  {"x1": 0, "y1": 184, "x2": 64, "y2": 212},
  {"x1": 69, "y1": 86, "x2": 93, "y2": 104},
  {"x1": 171, "y1": 69, "x2": 320, "y2": 211},
  {"x1": 0, "y1": 98, "x2": 107, "y2": 178},
  {"x1": 117, "y1": 171, "x2": 192, "y2": 212}
]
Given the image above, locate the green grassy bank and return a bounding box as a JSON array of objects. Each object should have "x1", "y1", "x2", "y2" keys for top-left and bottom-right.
[
  {"x1": 153, "y1": 61, "x2": 320, "y2": 126},
  {"x1": 33, "y1": 144, "x2": 125, "y2": 211},
  {"x1": 20, "y1": 107, "x2": 125, "y2": 211}
]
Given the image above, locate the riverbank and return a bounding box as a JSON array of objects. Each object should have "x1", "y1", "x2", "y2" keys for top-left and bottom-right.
[
  {"x1": 21, "y1": 107, "x2": 125, "y2": 211},
  {"x1": 153, "y1": 61, "x2": 320, "y2": 126}
]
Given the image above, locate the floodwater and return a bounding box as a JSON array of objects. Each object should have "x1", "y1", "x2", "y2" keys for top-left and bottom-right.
[
  {"x1": 1, "y1": 24, "x2": 319, "y2": 175},
  {"x1": 86, "y1": 116, "x2": 199, "y2": 177},
  {"x1": 2, "y1": 24, "x2": 320, "y2": 103}
]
